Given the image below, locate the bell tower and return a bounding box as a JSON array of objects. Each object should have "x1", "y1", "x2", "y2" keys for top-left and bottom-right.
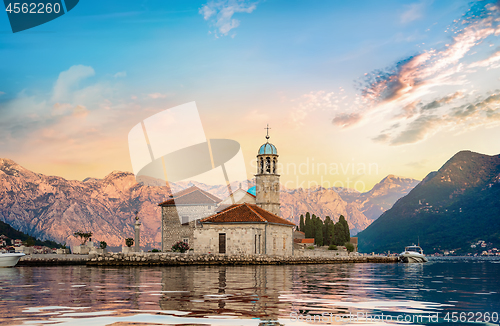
[{"x1": 255, "y1": 125, "x2": 280, "y2": 216}]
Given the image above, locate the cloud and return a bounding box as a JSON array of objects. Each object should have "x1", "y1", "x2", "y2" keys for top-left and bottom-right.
[
  {"x1": 199, "y1": 0, "x2": 257, "y2": 36},
  {"x1": 359, "y1": 3, "x2": 499, "y2": 107},
  {"x1": 372, "y1": 133, "x2": 390, "y2": 143},
  {"x1": 400, "y1": 1, "x2": 426, "y2": 24},
  {"x1": 114, "y1": 71, "x2": 127, "y2": 78},
  {"x1": 72, "y1": 105, "x2": 89, "y2": 118},
  {"x1": 148, "y1": 92, "x2": 168, "y2": 99},
  {"x1": 453, "y1": 93, "x2": 500, "y2": 118},
  {"x1": 326, "y1": 1, "x2": 500, "y2": 146},
  {"x1": 332, "y1": 113, "x2": 362, "y2": 128},
  {"x1": 0, "y1": 65, "x2": 128, "y2": 156},
  {"x1": 390, "y1": 115, "x2": 442, "y2": 145},
  {"x1": 52, "y1": 65, "x2": 95, "y2": 102},
  {"x1": 0, "y1": 91, "x2": 5, "y2": 96},
  {"x1": 394, "y1": 100, "x2": 420, "y2": 119},
  {"x1": 376, "y1": 91, "x2": 500, "y2": 145},
  {"x1": 420, "y1": 91, "x2": 464, "y2": 112},
  {"x1": 469, "y1": 50, "x2": 500, "y2": 69}
]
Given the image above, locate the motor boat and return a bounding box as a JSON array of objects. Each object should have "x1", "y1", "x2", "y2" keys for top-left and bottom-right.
[
  {"x1": 399, "y1": 245, "x2": 428, "y2": 263},
  {"x1": 0, "y1": 252, "x2": 25, "y2": 267}
]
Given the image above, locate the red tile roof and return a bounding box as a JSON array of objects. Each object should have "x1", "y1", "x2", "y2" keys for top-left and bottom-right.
[
  {"x1": 200, "y1": 203, "x2": 295, "y2": 226},
  {"x1": 293, "y1": 238, "x2": 314, "y2": 244},
  {"x1": 158, "y1": 186, "x2": 221, "y2": 206}
]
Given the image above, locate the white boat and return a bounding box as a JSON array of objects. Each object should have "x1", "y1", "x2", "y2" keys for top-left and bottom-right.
[
  {"x1": 0, "y1": 252, "x2": 25, "y2": 267},
  {"x1": 399, "y1": 245, "x2": 428, "y2": 263}
]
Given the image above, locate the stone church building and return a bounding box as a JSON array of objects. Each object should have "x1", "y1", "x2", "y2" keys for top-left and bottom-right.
[
  {"x1": 159, "y1": 186, "x2": 222, "y2": 251},
  {"x1": 159, "y1": 130, "x2": 295, "y2": 255}
]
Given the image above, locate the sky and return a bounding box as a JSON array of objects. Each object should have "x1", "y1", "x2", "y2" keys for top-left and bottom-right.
[{"x1": 1, "y1": 0, "x2": 500, "y2": 191}]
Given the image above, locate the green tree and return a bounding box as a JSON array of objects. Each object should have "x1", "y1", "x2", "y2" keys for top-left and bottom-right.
[
  {"x1": 333, "y1": 221, "x2": 346, "y2": 246},
  {"x1": 125, "y1": 238, "x2": 134, "y2": 247},
  {"x1": 323, "y1": 216, "x2": 332, "y2": 246},
  {"x1": 314, "y1": 218, "x2": 324, "y2": 246},
  {"x1": 339, "y1": 215, "x2": 351, "y2": 244},
  {"x1": 73, "y1": 231, "x2": 93, "y2": 245},
  {"x1": 299, "y1": 215, "x2": 305, "y2": 232},
  {"x1": 304, "y1": 212, "x2": 313, "y2": 238},
  {"x1": 99, "y1": 241, "x2": 107, "y2": 249},
  {"x1": 328, "y1": 220, "x2": 335, "y2": 245},
  {"x1": 345, "y1": 242, "x2": 355, "y2": 252},
  {"x1": 25, "y1": 236, "x2": 35, "y2": 247},
  {"x1": 311, "y1": 214, "x2": 317, "y2": 238}
]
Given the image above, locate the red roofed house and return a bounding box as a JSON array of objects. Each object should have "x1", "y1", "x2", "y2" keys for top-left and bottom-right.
[{"x1": 194, "y1": 203, "x2": 295, "y2": 256}]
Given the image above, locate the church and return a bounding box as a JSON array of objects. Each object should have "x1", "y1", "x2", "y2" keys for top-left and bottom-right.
[{"x1": 159, "y1": 129, "x2": 295, "y2": 256}]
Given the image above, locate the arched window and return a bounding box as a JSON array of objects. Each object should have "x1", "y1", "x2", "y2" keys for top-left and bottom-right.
[
  {"x1": 259, "y1": 157, "x2": 264, "y2": 174},
  {"x1": 273, "y1": 158, "x2": 277, "y2": 174},
  {"x1": 266, "y1": 157, "x2": 271, "y2": 173}
]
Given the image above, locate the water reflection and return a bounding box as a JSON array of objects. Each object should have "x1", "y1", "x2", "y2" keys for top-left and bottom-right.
[
  {"x1": 158, "y1": 265, "x2": 291, "y2": 321},
  {"x1": 0, "y1": 258, "x2": 499, "y2": 325}
]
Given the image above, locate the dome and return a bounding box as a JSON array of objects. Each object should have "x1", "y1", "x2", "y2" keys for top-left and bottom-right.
[{"x1": 258, "y1": 142, "x2": 277, "y2": 155}]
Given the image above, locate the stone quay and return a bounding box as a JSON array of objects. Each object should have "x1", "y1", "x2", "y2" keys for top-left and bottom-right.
[{"x1": 86, "y1": 252, "x2": 398, "y2": 266}]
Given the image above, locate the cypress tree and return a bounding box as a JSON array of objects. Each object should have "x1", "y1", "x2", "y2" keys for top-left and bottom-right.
[
  {"x1": 299, "y1": 215, "x2": 305, "y2": 232},
  {"x1": 323, "y1": 216, "x2": 332, "y2": 246},
  {"x1": 304, "y1": 212, "x2": 312, "y2": 238},
  {"x1": 328, "y1": 221, "x2": 335, "y2": 245},
  {"x1": 338, "y1": 215, "x2": 351, "y2": 244},
  {"x1": 311, "y1": 214, "x2": 317, "y2": 238},
  {"x1": 315, "y1": 217, "x2": 323, "y2": 246},
  {"x1": 333, "y1": 220, "x2": 345, "y2": 246}
]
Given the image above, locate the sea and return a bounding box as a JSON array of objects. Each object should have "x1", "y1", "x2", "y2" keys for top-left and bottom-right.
[{"x1": 0, "y1": 256, "x2": 499, "y2": 326}]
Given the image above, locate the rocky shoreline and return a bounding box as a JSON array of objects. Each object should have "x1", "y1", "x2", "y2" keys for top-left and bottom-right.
[
  {"x1": 87, "y1": 252, "x2": 398, "y2": 266},
  {"x1": 17, "y1": 253, "x2": 398, "y2": 266},
  {"x1": 18, "y1": 254, "x2": 89, "y2": 266}
]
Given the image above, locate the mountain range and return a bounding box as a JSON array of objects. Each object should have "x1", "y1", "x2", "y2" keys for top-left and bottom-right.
[
  {"x1": 0, "y1": 158, "x2": 418, "y2": 248},
  {"x1": 358, "y1": 151, "x2": 500, "y2": 254}
]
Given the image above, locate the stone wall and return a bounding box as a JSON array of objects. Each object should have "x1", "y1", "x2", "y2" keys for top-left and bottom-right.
[
  {"x1": 194, "y1": 224, "x2": 265, "y2": 255},
  {"x1": 161, "y1": 204, "x2": 217, "y2": 251},
  {"x1": 193, "y1": 223, "x2": 294, "y2": 256},
  {"x1": 265, "y1": 224, "x2": 294, "y2": 256},
  {"x1": 256, "y1": 173, "x2": 280, "y2": 216},
  {"x1": 87, "y1": 252, "x2": 399, "y2": 266},
  {"x1": 17, "y1": 253, "x2": 400, "y2": 266}
]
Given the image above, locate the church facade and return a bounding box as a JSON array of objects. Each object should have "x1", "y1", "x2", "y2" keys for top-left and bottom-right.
[{"x1": 159, "y1": 128, "x2": 295, "y2": 255}]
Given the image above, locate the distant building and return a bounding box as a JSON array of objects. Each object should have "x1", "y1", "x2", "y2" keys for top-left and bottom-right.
[
  {"x1": 350, "y1": 237, "x2": 358, "y2": 252},
  {"x1": 293, "y1": 231, "x2": 305, "y2": 241}
]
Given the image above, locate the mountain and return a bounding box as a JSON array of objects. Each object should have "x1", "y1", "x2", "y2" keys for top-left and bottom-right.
[
  {"x1": 0, "y1": 158, "x2": 172, "y2": 249},
  {"x1": 0, "y1": 158, "x2": 417, "y2": 248},
  {"x1": 358, "y1": 151, "x2": 500, "y2": 253},
  {"x1": 0, "y1": 219, "x2": 61, "y2": 248},
  {"x1": 339, "y1": 175, "x2": 420, "y2": 221},
  {"x1": 280, "y1": 186, "x2": 371, "y2": 234}
]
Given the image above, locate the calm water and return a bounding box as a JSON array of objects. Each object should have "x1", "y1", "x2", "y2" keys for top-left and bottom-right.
[{"x1": 0, "y1": 257, "x2": 499, "y2": 325}]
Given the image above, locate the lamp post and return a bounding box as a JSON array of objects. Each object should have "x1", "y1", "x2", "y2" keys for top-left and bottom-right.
[{"x1": 134, "y1": 211, "x2": 141, "y2": 252}]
